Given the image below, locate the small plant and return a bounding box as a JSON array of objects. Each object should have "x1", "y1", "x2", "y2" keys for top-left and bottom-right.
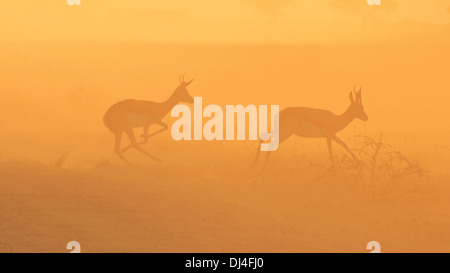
[
  {"x1": 315, "y1": 133, "x2": 428, "y2": 198},
  {"x1": 54, "y1": 151, "x2": 71, "y2": 168}
]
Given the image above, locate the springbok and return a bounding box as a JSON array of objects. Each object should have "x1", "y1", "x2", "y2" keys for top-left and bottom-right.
[
  {"x1": 253, "y1": 86, "x2": 368, "y2": 170},
  {"x1": 103, "y1": 75, "x2": 194, "y2": 164}
]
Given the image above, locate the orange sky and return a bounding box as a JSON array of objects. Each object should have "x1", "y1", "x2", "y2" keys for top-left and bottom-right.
[
  {"x1": 0, "y1": 0, "x2": 449, "y2": 44},
  {"x1": 0, "y1": 1, "x2": 449, "y2": 139}
]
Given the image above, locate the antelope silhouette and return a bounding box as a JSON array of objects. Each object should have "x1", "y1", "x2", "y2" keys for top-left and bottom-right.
[
  {"x1": 253, "y1": 86, "x2": 368, "y2": 170},
  {"x1": 103, "y1": 75, "x2": 194, "y2": 164}
]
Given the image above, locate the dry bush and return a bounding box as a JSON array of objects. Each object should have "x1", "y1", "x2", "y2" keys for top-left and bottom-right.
[
  {"x1": 54, "y1": 151, "x2": 71, "y2": 168},
  {"x1": 314, "y1": 133, "x2": 428, "y2": 198}
]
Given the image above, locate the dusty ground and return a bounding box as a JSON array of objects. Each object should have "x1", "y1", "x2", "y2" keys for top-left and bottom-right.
[
  {"x1": 0, "y1": 135, "x2": 448, "y2": 253},
  {"x1": 0, "y1": 43, "x2": 449, "y2": 253}
]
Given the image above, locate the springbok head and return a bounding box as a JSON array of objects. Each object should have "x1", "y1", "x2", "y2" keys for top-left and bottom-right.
[
  {"x1": 348, "y1": 86, "x2": 368, "y2": 121},
  {"x1": 175, "y1": 74, "x2": 194, "y2": 104}
]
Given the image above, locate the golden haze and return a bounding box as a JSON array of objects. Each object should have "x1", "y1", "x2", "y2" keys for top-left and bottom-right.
[{"x1": 0, "y1": 0, "x2": 450, "y2": 252}]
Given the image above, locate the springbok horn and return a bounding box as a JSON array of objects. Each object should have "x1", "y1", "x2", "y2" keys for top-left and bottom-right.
[{"x1": 359, "y1": 86, "x2": 363, "y2": 102}]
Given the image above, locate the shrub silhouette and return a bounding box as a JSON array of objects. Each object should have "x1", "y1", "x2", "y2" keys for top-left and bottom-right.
[{"x1": 315, "y1": 133, "x2": 428, "y2": 198}]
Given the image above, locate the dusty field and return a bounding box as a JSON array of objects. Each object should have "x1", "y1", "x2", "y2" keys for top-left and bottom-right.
[
  {"x1": 0, "y1": 43, "x2": 449, "y2": 252},
  {"x1": 0, "y1": 134, "x2": 448, "y2": 253}
]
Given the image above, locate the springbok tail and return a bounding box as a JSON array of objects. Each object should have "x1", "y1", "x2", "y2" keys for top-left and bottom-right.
[
  {"x1": 260, "y1": 132, "x2": 271, "y2": 140},
  {"x1": 251, "y1": 139, "x2": 263, "y2": 168},
  {"x1": 103, "y1": 112, "x2": 116, "y2": 133}
]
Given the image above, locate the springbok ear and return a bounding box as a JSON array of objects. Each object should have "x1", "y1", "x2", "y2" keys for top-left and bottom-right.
[
  {"x1": 349, "y1": 92, "x2": 355, "y2": 104},
  {"x1": 185, "y1": 79, "x2": 194, "y2": 86}
]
